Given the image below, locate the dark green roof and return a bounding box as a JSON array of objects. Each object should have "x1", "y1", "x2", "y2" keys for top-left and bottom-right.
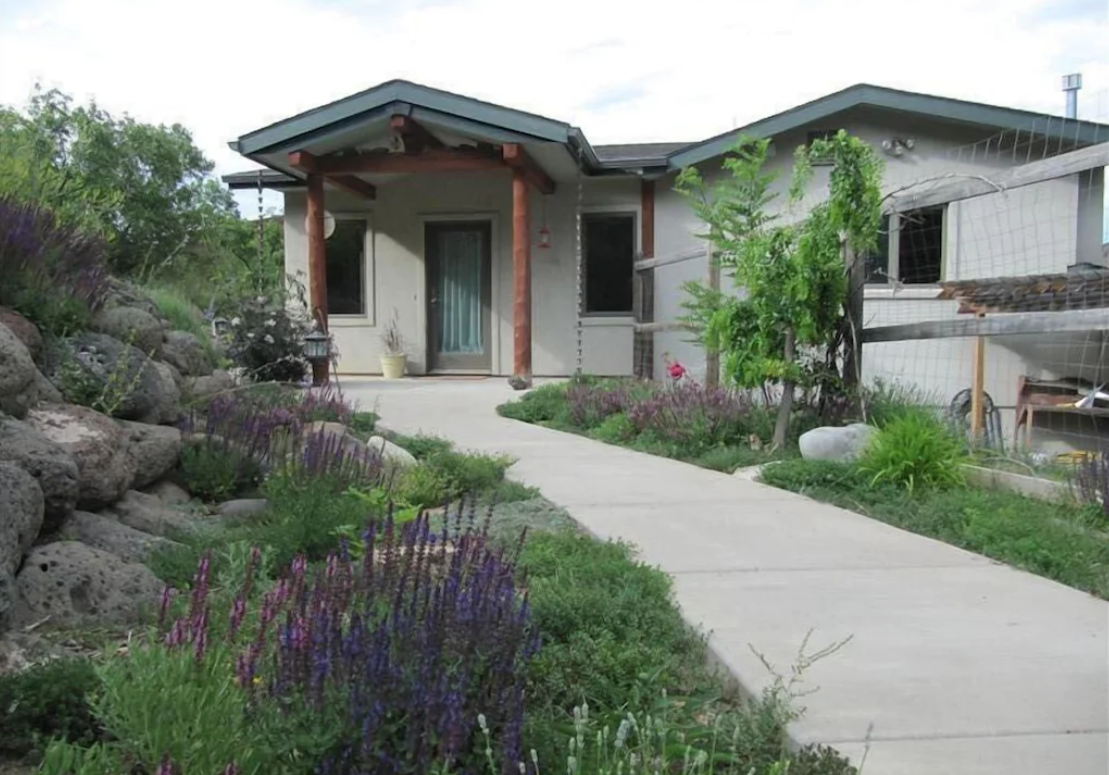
[
  {"x1": 227, "y1": 80, "x2": 1109, "y2": 181},
  {"x1": 668, "y1": 83, "x2": 1109, "y2": 168}
]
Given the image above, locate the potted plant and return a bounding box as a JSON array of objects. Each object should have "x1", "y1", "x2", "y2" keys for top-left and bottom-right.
[{"x1": 379, "y1": 311, "x2": 407, "y2": 379}]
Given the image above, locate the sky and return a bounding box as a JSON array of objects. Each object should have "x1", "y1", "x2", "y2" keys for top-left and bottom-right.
[{"x1": 0, "y1": 0, "x2": 1107, "y2": 217}]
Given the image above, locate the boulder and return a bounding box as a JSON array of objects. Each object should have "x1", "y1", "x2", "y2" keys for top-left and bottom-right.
[
  {"x1": 15, "y1": 541, "x2": 163, "y2": 627},
  {"x1": 367, "y1": 435, "x2": 418, "y2": 468},
  {"x1": 59, "y1": 511, "x2": 180, "y2": 564},
  {"x1": 0, "y1": 307, "x2": 42, "y2": 362},
  {"x1": 304, "y1": 421, "x2": 376, "y2": 464},
  {"x1": 101, "y1": 490, "x2": 196, "y2": 539},
  {"x1": 26, "y1": 404, "x2": 135, "y2": 510},
  {"x1": 122, "y1": 421, "x2": 183, "y2": 490},
  {"x1": 160, "y1": 330, "x2": 212, "y2": 377},
  {"x1": 90, "y1": 305, "x2": 165, "y2": 355},
  {"x1": 0, "y1": 463, "x2": 44, "y2": 576},
  {"x1": 0, "y1": 321, "x2": 36, "y2": 419},
  {"x1": 798, "y1": 423, "x2": 876, "y2": 463},
  {"x1": 0, "y1": 416, "x2": 80, "y2": 530},
  {"x1": 183, "y1": 369, "x2": 235, "y2": 406},
  {"x1": 143, "y1": 479, "x2": 191, "y2": 506},
  {"x1": 48, "y1": 332, "x2": 179, "y2": 423},
  {"x1": 215, "y1": 498, "x2": 269, "y2": 518}
]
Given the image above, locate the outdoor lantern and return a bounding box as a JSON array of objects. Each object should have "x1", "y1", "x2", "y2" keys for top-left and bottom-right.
[
  {"x1": 537, "y1": 225, "x2": 552, "y2": 249},
  {"x1": 303, "y1": 328, "x2": 331, "y2": 386}
]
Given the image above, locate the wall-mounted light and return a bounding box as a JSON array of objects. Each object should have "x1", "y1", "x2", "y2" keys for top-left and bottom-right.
[
  {"x1": 881, "y1": 137, "x2": 916, "y2": 157},
  {"x1": 304, "y1": 210, "x2": 336, "y2": 238},
  {"x1": 537, "y1": 196, "x2": 552, "y2": 249}
]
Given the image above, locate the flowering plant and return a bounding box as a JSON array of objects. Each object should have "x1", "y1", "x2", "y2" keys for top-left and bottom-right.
[{"x1": 224, "y1": 277, "x2": 315, "y2": 383}]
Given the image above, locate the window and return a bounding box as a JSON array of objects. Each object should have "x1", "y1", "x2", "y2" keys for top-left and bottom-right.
[
  {"x1": 863, "y1": 207, "x2": 945, "y2": 286},
  {"x1": 897, "y1": 206, "x2": 944, "y2": 284},
  {"x1": 326, "y1": 219, "x2": 367, "y2": 315},
  {"x1": 583, "y1": 213, "x2": 635, "y2": 314}
]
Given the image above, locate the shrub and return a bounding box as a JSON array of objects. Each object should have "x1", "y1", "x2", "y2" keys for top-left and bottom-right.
[
  {"x1": 224, "y1": 283, "x2": 314, "y2": 384},
  {"x1": 0, "y1": 658, "x2": 103, "y2": 755},
  {"x1": 145, "y1": 284, "x2": 222, "y2": 364},
  {"x1": 859, "y1": 411, "x2": 966, "y2": 493},
  {"x1": 590, "y1": 412, "x2": 637, "y2": 444},
  {"x1": 625, "y1": 382, "x2": 754, "y2": 455},
  {"x1": 497, "y1": 382, "x2": 570, "y2": 424},
  {"x1": 565, "y1": 380, "x2": 635, "y2": 428},
  {"x1": 392, "y1": 464, "x2": 453, "y2": 509},
  {"x1": 393, "y1": 433, "x2": 454, "y2": 460},
  {"x1": 0, "y1": 197, "x2": 110, "y2": 337},
  {"x1": 298, "y1": 383, "x2": 355, "y2": 425},
  {"x1": 179, "y1": 439, "x2": 263, "y2": 502},
  {"x1": 862, "y1": 377, "x2": 938, "y2": 428}
]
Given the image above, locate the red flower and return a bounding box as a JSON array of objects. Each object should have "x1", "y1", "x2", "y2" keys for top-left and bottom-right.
[{"x1": 667, "y1": 361, "x2": 686, "y2": 380}]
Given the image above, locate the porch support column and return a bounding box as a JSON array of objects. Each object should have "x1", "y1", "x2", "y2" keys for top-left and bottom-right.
[
  {"x1": 511, "y1": 167, "x2": 532, "y2": 383},
  {"x1": 306, "y1": 172, "x2": 330, "y2": 385}
]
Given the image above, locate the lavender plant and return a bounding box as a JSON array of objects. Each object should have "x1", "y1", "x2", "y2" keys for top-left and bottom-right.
[
  {"x1": 145, "y1": 509, "x2": 537, "y2": 775},
  {"x1": 625, "y1": 382, "x2": 756, "y2": 454},
  {"x1": 0, "y1": 196, "x2": 110, "y2": 335}
]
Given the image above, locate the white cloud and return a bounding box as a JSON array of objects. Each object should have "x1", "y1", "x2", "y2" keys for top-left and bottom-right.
[{"x1": 1, "y1": 0, "x2": 1106, "y2": 214}]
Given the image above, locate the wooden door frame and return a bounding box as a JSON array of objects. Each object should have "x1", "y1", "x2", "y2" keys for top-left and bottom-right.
[{"x1": 424, "y1": 219, "x2": 494, "y2": 373}]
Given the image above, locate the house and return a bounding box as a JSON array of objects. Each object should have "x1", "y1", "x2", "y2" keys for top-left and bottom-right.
[{"x1": 224, "y1": 79, "x2": 1107, "y2": 412}]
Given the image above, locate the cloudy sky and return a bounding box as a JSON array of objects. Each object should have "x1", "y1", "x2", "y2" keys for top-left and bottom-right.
[{"x1": 1, "y1": 0, "x2": 1106, "y2": 215}]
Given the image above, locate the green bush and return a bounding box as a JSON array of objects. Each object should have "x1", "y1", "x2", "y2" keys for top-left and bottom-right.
[
  {"x1": 393, "y1": 464, "x2": 453, "y2": 508},
  {"x1": 862, "y1": 377, "x2": 938, "y2": 429},
  {"x1": 859, "y1": 411, "x2": 966, "y2": 493},
  {"x1": 145, "y1": 284, "x2": 221, "y2": 365},
  {"x1": 392, "y1": 433, "x2": 453, "y2": 460},
  {"x1": 590, "y1": 412, "x2": 637, "y2": 444},
  {"x1": 390, "y1": 435, "x2": 514, "y2": 503},
  {"x1": 497, "y1": 382, "x2": 570, "y2": 424},
  {"x1": 348, "y1": 410, "x2": 378, "y2": 438},
  {"x1": 179, "y1": 440, "x2": 263, "y2": 502},
  {"x1": 0, "y1": 659, "x2": 103, "y2": 755}
]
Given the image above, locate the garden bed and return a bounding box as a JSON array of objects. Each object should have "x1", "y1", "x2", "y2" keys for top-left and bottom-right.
[{"x1": 760, "y1": 458, "x2": 1109, "y2": 599}]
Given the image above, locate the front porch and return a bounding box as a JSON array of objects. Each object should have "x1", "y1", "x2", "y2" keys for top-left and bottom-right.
[{"x1": 226, "y1": 81, "x2": 656, "y2": 380}]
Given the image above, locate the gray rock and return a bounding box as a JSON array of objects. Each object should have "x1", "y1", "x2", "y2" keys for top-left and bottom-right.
[
  {"x1": 798, "y1": 423, "x2": 876, "y2": 463},
  {"x1": 49, "y1": 332, "x2": 179, "y2": 423},
  {"x1": 91, "y1": 306, "x2": 165, "y2": 356},
  {"x1": 122, "y1": 421, "x2": 182, "y2": 490},
  {"x1": 0, "y1": 416, "x2": 80, "y2": 530},
  {"x1": 0, "y1": 463, "x2": 44, "y2": 576},
  {"x1": 143, "y1": 479, "x2": 191, "y2": 506},
  {"x1": 183, "y1": 369, "x2": 234, "y2": 406},
  {"x1": 215, "y1": 498, "x2": 270, "y2": 518},
  {"x1": 367, "y1": 435, "x2": 418, "y2": 468},
  {"x1": 15, "y1": 541, "x2": 163, "y2": 627},
  {"x1": 102, "y1": 490, "x2": 196, "y2": 539},
  {"x1": 304, "y1": 421, "x2": 379, "y2": 465},
  {"x1": 60, "y1": 511, "x2": 179, "y2": 564},
  {"x1": 0, "y1": 322, "x2": 37, "y2": 419},
  {"x1": 0, "y1": 307, "x2": 42, "y2": 362},
  {"x1": 160, "y1": 330, "x2": 212, "y2": 377},
  {"x1": 26, "y1": 404, "x2": 135, "y2": 510}
]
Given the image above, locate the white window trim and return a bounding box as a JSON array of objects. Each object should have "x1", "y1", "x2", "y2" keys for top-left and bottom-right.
[
  {"x1": 870, "y1": 206, "x2": 948, "y2": 289},
  {"x1": 581, "y1": 208, "x2": 639, "y2": 317},
  {"x1": 327, "y1": 212, "x2": 374, "y2": 327}
]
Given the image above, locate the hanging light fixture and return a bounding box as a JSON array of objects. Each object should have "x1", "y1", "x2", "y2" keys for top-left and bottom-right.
[{"x1": 537, "y1": 196, "x2": 552, "y2": 249}]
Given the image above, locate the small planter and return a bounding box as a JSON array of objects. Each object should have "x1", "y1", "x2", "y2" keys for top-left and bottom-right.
[{"x1": 380, "y1": 354, "x2": 407, "y2": 379}]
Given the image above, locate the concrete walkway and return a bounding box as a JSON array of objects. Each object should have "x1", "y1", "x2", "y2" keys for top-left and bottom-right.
[{"x1": 344, "y1": 378, "x2": 1109, "y2": 775}]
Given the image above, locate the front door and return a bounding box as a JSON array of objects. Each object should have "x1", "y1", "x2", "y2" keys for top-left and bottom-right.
[{"x1": 426, "y1": 221, "x2": 493, "y2": 372}]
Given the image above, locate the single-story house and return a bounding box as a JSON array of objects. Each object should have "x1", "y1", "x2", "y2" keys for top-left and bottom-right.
[{"x1": 224, "y1": 79, "x2": 1107, "y2": 406}]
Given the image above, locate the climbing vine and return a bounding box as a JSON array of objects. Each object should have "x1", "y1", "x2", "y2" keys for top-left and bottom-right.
[{"x1": 677, "y1": 131, "x2": 883, "y2": 447}]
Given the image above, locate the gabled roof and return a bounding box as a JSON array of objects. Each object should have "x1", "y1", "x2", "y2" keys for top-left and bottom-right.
[{"x1": 668, "y1": 83, "x2": 1109, "y2": 168}]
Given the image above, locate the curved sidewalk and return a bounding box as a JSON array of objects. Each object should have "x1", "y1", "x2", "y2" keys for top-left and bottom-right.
[{"x1": 345, "y1": 378, "x2": 1109, "y2": 775}]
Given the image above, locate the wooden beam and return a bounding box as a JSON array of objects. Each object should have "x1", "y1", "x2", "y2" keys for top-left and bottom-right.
[
  {"x1": 306, "y1": 172, "x2": 328, "y2": 328},
  {"x1": 390, "y1": 114, "x2": 443, "y2": 153},
  {"x1": 327, "y1": 175, "x2": 376, "y2": 200},
  {"x1": 288, "y1": 150, "x2": 318, "y2": 173},
  {"x1": 299, "y1": 148, "x2": 505, "y2": 175},
  {"x1": 635, "y1": 247, "x2": 708, "y2": 272},
  {"x1": 512, "y1": 167, "x2": 532, "y2": 380},
  {"x1": 502, "y1": 143, "x2": 555, "y2": 195},
  {"x1": 862, "y1": 308, "x2": 1109, "y2": 343},
  {"x1": 885, "y1": 142, "x2": 1109, "y2": 213},
  {"x1": 970, "y1": 314, "x2": 986, "y2": 439}
]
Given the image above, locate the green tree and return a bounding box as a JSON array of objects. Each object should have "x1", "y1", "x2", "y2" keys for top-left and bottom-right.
[{"x1": 677, "y1": 132, "x2": 883, "y2": 448}]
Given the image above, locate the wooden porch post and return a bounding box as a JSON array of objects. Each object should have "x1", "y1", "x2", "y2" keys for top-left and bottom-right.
[
  {"x1": 306, "y1": 172, "x2": 329, "y2": 385},
  {"x1": 511, "y1": 167, "x2": 532, "y2": 382}
]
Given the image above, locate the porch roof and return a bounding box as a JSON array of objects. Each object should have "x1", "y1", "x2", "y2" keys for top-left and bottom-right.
[{"x1": 937, "y1": 263, "x2": 1109, "y2": 315}]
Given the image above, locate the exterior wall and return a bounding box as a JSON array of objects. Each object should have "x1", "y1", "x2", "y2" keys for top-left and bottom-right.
[
  {"x1": 283, "y1": 173, "x2": 640, "y2": 376},
  {"x1": 651, "y1": 108, "x2": 1107, "y2": 449}
]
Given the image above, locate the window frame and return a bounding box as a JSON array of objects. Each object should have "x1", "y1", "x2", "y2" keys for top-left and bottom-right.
[
  {"x1": 580, "y1": 209, "x2": 639, "y2": 317},
  {"x1": 324, "y1": 213, "x2": 373, "y2": 322},
  {"x1": 865, "y1": 205, "x2": 948, "y2": 287}
]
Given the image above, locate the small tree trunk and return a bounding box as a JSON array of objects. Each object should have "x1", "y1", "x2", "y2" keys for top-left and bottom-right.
[{"x1": 773, "y1": 328, "x2": 797, "y2": 449}]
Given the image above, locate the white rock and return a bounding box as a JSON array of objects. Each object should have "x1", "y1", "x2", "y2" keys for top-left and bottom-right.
[
  {"x1": 798, "y1": 423, "x2": 876, "y2": 463},
  {"x1": 367, "y1": 435, "x2": 418, "y2": 468}
]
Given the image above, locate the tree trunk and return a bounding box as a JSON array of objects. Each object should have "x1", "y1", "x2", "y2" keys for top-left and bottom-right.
[{"x1": 773, "y1": 328, "x2": 797, "y2": 450}]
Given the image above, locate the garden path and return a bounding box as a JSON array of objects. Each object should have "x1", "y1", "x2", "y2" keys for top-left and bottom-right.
[{"x1": 344, "y1": 377, "x2": 1109, "y2": 775}]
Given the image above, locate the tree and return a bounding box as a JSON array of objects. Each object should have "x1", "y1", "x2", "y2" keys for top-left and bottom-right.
[{"x1": 677, "y1": 132, "x2": 883, "y2": 448}]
